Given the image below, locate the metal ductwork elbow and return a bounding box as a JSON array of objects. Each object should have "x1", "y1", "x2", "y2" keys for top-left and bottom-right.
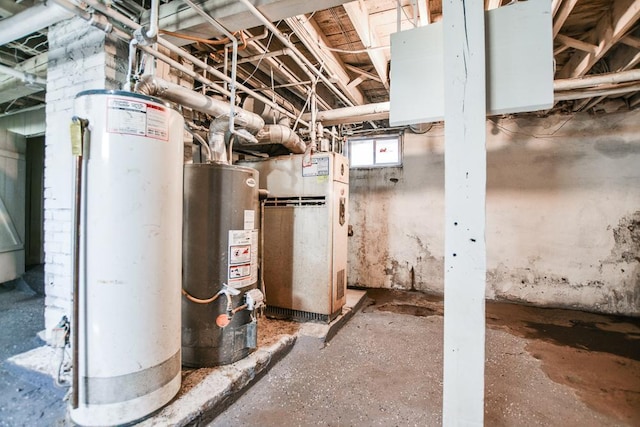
[{"x1": 256, "y1": 124, "x2": 306, "y2": 154}]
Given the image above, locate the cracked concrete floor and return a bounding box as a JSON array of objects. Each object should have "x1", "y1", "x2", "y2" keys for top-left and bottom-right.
[{"x1": 210, "y1": 288, "x2": 640, "y2": 426}]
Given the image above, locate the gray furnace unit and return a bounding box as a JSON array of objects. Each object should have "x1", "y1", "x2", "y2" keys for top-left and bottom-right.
[{"x1": 242, "y1": 152, "x2": 349, "y2": 322}]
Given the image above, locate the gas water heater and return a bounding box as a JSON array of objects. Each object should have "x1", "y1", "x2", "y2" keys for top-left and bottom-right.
[
  {"x1": 71, "y1": 91, "x2": 183, "y2": 426},
  {"x1": 182, "y1": 163, "x2": 263, "y2": 367}
]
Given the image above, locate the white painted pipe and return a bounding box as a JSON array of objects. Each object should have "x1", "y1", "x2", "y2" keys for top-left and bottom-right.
[
  {"x1": 80, "y1": 0, "x2": 308, "y2": 127},
  {"x1": 146, "y1": 0, "x2": 159, "y2": 39},
  {"x1": 236, "y1": 0, "x2": 356, "y2": 108},
  {"x1": 135, "y1": 75, "x2": 265, "y2": 134},
  {"x1": 305, "y1": 102, "x2": 390, "y2": 123},
  {"x1": 554, "y1": 83, "x2": 640, "y2": 101},
  {"x1": 181, "y1": 0, "x2": 239, "y2": 141},
  {"x1": 553, "y1": 69, "x2": 640, "y2": 91},
  {"x1": 0, "y1": 63, "x2": 46, "y2": 86},
  {"x1": 0, "y1": 2, "x2": 72, "y2": 46},
  {"x1": 305, "y1": 68, "x2": 640, "y2": 124}
]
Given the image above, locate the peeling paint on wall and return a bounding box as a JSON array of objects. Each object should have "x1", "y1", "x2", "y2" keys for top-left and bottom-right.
[{"x1": 348, "y1": 110, "x2": 640, "y2": 316}]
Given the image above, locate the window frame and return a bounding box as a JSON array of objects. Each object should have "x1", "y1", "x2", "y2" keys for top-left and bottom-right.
[{"x1": 346, "y1": 133, "x2": 403, "y2": 169}]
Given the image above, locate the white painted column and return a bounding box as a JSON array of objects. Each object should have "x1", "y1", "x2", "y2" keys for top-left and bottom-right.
[{"x1": 442, "y1": 0, "x2": 487, "y2": 425}]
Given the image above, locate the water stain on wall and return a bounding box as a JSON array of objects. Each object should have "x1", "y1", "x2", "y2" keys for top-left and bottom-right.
[
  {"x1": 607, "y1": 211, "x2": 640, "y2": 264},
  {"x1": 594, "y1": 138, "x2": 640, "y2": 159},
  {"x1": 383, "y1": 235, "x2": 443, "y2": 292}
]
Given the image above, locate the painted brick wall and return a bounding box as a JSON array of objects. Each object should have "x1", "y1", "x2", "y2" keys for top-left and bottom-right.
[{"x1": 43, "y1": 17, "x2": 127, "y2": 339}]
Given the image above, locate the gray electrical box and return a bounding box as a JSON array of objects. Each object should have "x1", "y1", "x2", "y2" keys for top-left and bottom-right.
[{"x1": 240, "y1": 152, "x2": 349, "y2": 322}]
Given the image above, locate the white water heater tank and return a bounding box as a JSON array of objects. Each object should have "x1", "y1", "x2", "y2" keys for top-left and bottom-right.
[{"x1": 71, "y1": 90, "x2": 183, "y2": 426}]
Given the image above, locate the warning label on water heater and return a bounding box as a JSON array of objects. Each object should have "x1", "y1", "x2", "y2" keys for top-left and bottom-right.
[
  {"x1": 228, "y1": 229, "x2": 258, "y2": 288},
  {"x1": 302, "y1": 156, "x2": 329, "y2": 177},
  {"x1": 106, "y1": 97, "x2": 169, "y2": 141}
]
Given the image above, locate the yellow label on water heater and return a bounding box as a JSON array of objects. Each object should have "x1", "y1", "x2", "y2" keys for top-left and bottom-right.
[{"x1": 70, "y1": 121, "x2": 83, "y2": 156}]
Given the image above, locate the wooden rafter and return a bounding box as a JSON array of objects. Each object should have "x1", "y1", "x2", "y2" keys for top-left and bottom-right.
[
  {"x1": 557, "y1": 0, "x2": 640, "y2": 79},
  {"x1": 286, "y1": 15, "x2": 365, "y2": 105},
  {"x1": 608, "y1": 44, "x2": 640, "y2": 72},
  {"x1": 553, "y1": 0, "x2": 579, "y2": 37},
  {"x1": 556, "y1": 34, "x2": 598, "y2": 54},
  {"x1": 620, "y1": 34, "x2": 640, "y2": 49},
  {"x1": 485, "y1": 0, "x2": 501, "y2": 10},
  {"x1": 343, "y1": 1, "x2": 390, "y2": 90},
  {"x1": 344, "y1": 64, "x2": 383, "y2": 83},
  {"x1": 416, "y1": 0, "x2": 430, "y2": 26}
]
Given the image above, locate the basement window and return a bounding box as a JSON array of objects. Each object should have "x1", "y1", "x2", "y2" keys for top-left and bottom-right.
[{"x1": 347, "y1": 135, "x2": 402, "y2": 168}]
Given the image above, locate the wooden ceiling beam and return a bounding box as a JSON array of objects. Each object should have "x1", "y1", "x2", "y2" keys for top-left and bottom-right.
[
  {"x1": 344, "y1": 64, "x2": 383, "y2": 83},
  {"x1": 417, "y1": 0, "x2": 431, "y2": 26},
  {"x1": 551, "y1": 0, "x2": 563, "y2": 17},
  {"x1": 556, "y1": 34, "x2": 598, "y2": 54},
  {"x1": 620, "y1": 34, "x2": 640, "y2": 49},
  {"x1": 553, "y1": 0, "x2": 579, "y2": 37},
  {"x1": 343, "y1": 1, "x2": 390, "y2": 90},
  {"x1": 285, "y1": 15, "x2": 365, "y2": 105},
  {"x1": 486, "y1": 0, "x2": 502, "y2": 10},
  {"x1": 608, "y1": 44, "x2": 640, "y2": 72},
  {"x1": 557, "y1": 0, "x2": 640, "y2": 78}
]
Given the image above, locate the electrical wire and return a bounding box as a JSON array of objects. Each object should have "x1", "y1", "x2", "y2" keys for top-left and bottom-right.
[
  {"x1": 314, "y1": 44, "x2": 390, "y2": 54},
  {"x1": 240, "y1": 28, "x2": 277, "y2": 85},
  {"x1": 55, "y1": 347, "x2": 71, "y2": 387},
  {"x1": 493, "y1": 115, "x2": 576, "y2": 139}
]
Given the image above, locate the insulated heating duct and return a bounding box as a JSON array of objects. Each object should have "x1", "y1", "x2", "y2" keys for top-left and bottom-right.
[
  {"x1": 135, "y1": 75, "x2": 265, "y2": 134},
  {"x1": 255, "y1": 124, "x2": 306, "y2": 154},
  {"x1": 135, "y1": 76, "x2": 305, "y2": 155}
]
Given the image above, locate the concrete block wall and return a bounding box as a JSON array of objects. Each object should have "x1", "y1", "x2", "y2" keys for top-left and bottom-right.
[
  {"x1": 348, "y1": 109, "x2": 640, "y2": 316},
  {"x1": 43, "y1": 17, "x2": 127, "y2": 337}
]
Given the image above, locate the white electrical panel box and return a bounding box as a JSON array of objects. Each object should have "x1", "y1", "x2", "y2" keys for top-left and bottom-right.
[
  {"x1": 240, "y1": 153, "x2": 349, "y2": 322},
  {"x1": 390, "y1": 0, "x2": 553, "y2": 126}
]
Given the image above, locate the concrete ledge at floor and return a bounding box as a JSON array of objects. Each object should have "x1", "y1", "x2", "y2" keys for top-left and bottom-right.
[
  {"x1": 298, "y1": 289, "x2": 367, "y2": 344},
  {"x1": 5, "y1": 289, "x2": 367, "y2": 426},
  {"x1": 140, "y1": 335, "x2": 297, "y2": 426}
]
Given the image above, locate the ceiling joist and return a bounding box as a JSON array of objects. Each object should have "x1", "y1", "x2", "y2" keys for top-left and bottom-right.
[
  {"x1": 553, "y1": 0, "x2": 579, "y2": 37},
  {"x1": 285, "y1": 15, "x2": 365, "y2": 106},
  {"x1": 342, "y1": 1, "x2": 389, "y2": 90},
  {"x1": 557, "y1": 0, "x2": 640, "y2": 78}
]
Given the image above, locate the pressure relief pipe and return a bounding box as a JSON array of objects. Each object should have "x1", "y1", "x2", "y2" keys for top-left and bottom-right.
[{"x1": 69, "y1": 116, "x2": 89, "y2": 410}]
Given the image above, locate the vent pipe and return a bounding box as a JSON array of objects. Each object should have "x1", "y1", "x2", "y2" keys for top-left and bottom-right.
[
  {"x1": 255, "y1": 124, "x2": 306, "y2": 154},
  {"x1": 135, "y1": 75, "x2": 265, "y2": 134}
]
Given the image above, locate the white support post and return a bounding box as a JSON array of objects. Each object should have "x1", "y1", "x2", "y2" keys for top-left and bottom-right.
[{"x1": 442, "y1": 0, "x2": 487, "y2": 425}]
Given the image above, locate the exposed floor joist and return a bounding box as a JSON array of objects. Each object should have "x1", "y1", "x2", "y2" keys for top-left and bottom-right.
[
  {"x1": 557, "y1": 0, "x2": 640, "y2": 79},
  {"x1": 286, "y1": 15, "x2": 365, "y2": 106},
  {"x1": 157, "y1": 0, "x2": 354, "y2": 46},
  {"x1": 553, "y1": 0, "x2": 579, "y2": 37},
  {"x1": 343, "y1": 1, "x2": 389, "y2": 90}
]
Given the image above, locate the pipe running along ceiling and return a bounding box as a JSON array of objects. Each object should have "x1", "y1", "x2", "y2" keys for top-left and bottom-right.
[{"x1": 0, "y1": 0, "x2": 638, "y2": 124}]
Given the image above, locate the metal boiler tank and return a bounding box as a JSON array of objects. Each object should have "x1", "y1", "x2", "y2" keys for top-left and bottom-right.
[
  {"x1": 71, "y1": 91, "x2": 183, "y2": 426},
  {"x1": 182, "y1": 163, "x2": 261, "y2": 367}
]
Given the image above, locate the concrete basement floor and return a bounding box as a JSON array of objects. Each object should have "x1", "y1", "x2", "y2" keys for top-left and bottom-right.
[
  {"x1": 1, "y1": 278, "x2": 639, "y2": 426},
  {"x1": 210, "y1": 289, "x2": 640, "y2": 427}
]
